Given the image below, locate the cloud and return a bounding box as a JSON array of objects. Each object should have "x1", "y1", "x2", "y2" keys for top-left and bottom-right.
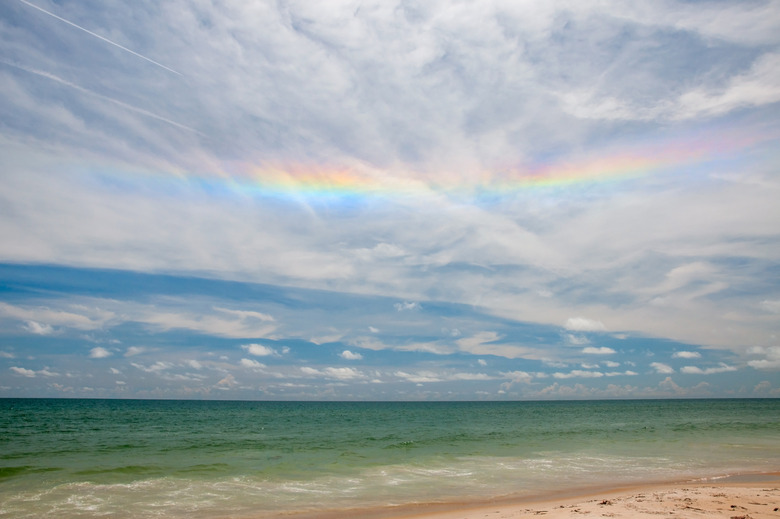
[
  {"x1": 394, "y1": 301, "x2": 421, "y2": 312},
  {"x1": 393, "y1": 369, "x2": 496, "y2": 384},
  {"x1": 240, "y1": 358, "x2": 266, "y2": 369},
  {"x1": 651, "y1": 362, "x2": 675, "y2": 374},
  {"x1": 760, "y1": 300, "x2": 780, "y2": 314},
  {"x1": 89, "y1": 347, "x2": 112, "y2": 359},
  {"x1": 140, "y1": 307, "x2": 277, "y2": 339},
  {"x1": 394, "y1": 371, "x2": 442, "y2": 384},
  {"x1": 564, "y1": 318, "x2": 606, "y2": 332},
  {"x1": 242, "y1": 343, "x2": 281, "y2": 357},
  {"x1": 680, "y1": 363, "x2": 737, "y2": 375},
  {"x1": 9, "y1": 366, "x2": 58, "y2": 378},
  {"x1": 213, "y1": 307, "x2": 275, "y2": 322},
  {"x1": 22, "y1": 320, "x2": 54, "y2": 335},
  {"x1": 672, "y1": 351, "x2": 701, "y2": 359},
  {"x1": 185, "y1": 359, "x2": 203, "y2": 370},
  {"x1": 453, "y1": 332, "x2": 548, "y2": 360},
  {"x1": 502, "y1": 371, "x2": 535, "y2": 385},
  {"x1": 301, "y1": 366, "x2": 365, "y2": 381},
  {"x1": 10, "y1": 366, "x2": 37, "y2": 378},
  {"x1": 339, "y1": 350, "x2": 363, "y2": 360},
  {"x1": 606, "y1": 371, "x2": 638, "y2": 377},
  {"x1": 1, "y1": 0, "x2": 779, "y2": 400},
  {"x1": 582, "y1": 346, "x2": 616, "y2": 355},
  {"x1": 565, "y1": 334, "x2": 590, "y2": 345},
  {"x1": 675, "y1": 53, "x2": 780, "y2": 120},
  {"x1": 131, "y1": 361, "x2": 173, "y2": 373},
  {"x1": 0, "y1": 302, "x2": 113, "y2": 331},
  {"x1": 553, "y1": 370, "x2": 604, "y2": 379},
  {"x1": 217, "y1": 374, "x2": 237, "y2": 387},
  {"x1": 747, "y1": 346, "x2": 780, "y2": 370}
]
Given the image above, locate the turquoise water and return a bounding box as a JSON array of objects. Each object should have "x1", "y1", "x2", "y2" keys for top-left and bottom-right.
[{"x1": 1, "y1": 399, "x2": 778, "y2": 517}]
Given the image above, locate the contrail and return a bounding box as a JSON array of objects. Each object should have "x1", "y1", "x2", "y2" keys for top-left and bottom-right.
[
  {"x1": 18, "y1": 0, "x2": 182, "y2": 76},
  {"x1": 0, "y1": 58, "x2": 202, "y2": 135}
]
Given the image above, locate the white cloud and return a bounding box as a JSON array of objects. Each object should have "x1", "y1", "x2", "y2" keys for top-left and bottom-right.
[
  {"x1": 451, "y1": 372, "x2": 493, "y2": 381},
  {"x1": 454, "y1": 332, "x2": 548, "y2": 360},
  {"x1": 603, "y1": 360, "x2": 620, "y2": 368},
  {"x1": 606, "y1": 370, "x2": 638, "y2": 377},
  {"x1": 680, "y1": 363, "x2": 737, "y2": 375},
  {"x1": 185, "y1": 359, "x2": 203, "y2": 370},
  {"x1": 553, "y1": 370, "x2": 604, "y2": 379},
  {"x1": 310, "y1": 333, "x2": 344, "y2": 345},
  {"x1": 131, "y1": 361, "x2": 173, "y2": 373},
  {"x1": 10, "y1": 366, "x2": 36, "y2": 378},
  {"x1": 747, "y1": 345, "x2": 780, "y2": 370},
  {"x1": 354, "y1": 242, "x2": 406, "y2": 261},
  {"x1": 564, "y1": 317, "x2": 606, "y2": 332},
  {"x1": 477, "y1": 359, "x2": 487, "y2": 366},
  {"x1": 651, "y1": 362, "x2": 675, "y2": 374},
  {"x1": 340, "y1": 350, "x2": 363, "y2": 360},
  {"x1": 213, "y1": 307, "x2": 275, "y2": 322},
  {"x1": 394, "y1": 370, "x2": 442, "y2": 383},
  {"x1": 323, "y1": 367, "x2": 364, "y2": 380},
  {"x1": 0, "y1": 302, "x2": 113, "y2": 331},
  {"x1": 9, "y1": 366, "x2": 58, "y2": 378},
  {"x1": 1, "y1": 0, "x2": 779, "y2": 401},
  {"x1": 672, "y1": 351, "x2": 701, "y2": 359},
  {"x1": 242, "y1": 343, "x2": 279, "y2": 357},
  {"x1": 456, "y1": 331, "x2": 500, "y2": 351},
  {"x1": 140, "y1": 308, "x2": 277, "y2": 339},
  {"x1": 582, "y1": 346, "x2": 615, "y2": 355},
  {"x1": 501, "y1": 371, "x2": 536, "y2": 385},
  {"x1": 675, "y1": 53, "x2": 780, "y2": 120},
  {"x1": 565, "y1": 334, "x2": 590, "y2": 345},
  {"x1": 301, "y1": 366, "x2": 365, "y2": 381},
  {"x1": 22, "y1": 320, "x2": 54, "y2": 335},
  {"x1": 89, "y1": 347, "x2": 112, "y2": 359},
  {"x1": 240, "y1": 358, "x2": 266, "y2": 369},
  {"x1": 125, "y1": 346, "x2": 148, "y2": 357},
  {"x1": 0, "y1": 351, "x2": 15, "y2": 359},
  {"x1": 217, "y1": 374, "x2": 237, "y2": 387},
  {"x1": 760, "y1": 300, "x2": 780, "y2": 314}
]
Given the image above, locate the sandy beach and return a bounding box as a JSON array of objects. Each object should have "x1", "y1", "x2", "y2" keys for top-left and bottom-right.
[{"x1": 396, "y1": 477, "x2": 780, "y2": 519}]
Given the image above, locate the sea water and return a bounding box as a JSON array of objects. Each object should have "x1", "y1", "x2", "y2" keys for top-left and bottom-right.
[{"x1": 1, "y1": 399, "x2": 778, "y2": 518}]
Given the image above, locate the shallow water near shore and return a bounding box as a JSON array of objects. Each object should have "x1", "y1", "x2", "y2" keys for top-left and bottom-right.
[{"x1": 1, "y1": 398, "x2": 778, "y2": 518}]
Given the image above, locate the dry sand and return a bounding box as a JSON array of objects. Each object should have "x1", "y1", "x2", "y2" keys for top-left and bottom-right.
[{"x1": 401, "y1": 479, "x2": 780, "y2": 519}]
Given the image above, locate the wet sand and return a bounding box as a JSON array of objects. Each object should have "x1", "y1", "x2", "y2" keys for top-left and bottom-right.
[{"x1": 398, "y1": 475, "x2": 780, "y2": 519}]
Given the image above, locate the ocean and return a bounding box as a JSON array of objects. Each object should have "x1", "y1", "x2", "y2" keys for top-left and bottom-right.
[{"x1": 1, "y1": 398, "x2": 778, "y2": 518}]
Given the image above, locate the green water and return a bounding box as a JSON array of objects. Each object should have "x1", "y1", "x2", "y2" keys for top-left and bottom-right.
[{"x1": 1, "y1": 399, "x2": 778, "y2": 517}]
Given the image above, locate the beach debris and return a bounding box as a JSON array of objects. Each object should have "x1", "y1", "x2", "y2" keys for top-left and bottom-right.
[{"x1": 599, "y1": 499, "x2": 613, "y2": 505}]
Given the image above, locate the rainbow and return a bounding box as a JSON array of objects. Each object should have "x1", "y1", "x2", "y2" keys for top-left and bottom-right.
[{"x1": 181, "y1": 122, "x2": 776, "y2": 200}]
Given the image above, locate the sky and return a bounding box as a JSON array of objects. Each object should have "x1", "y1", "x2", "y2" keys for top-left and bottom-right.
[{"x1": 1, "y1": 0, "x2": 779, "y2": 400}]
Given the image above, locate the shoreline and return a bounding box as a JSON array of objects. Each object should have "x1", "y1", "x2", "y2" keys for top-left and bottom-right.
[{"x1": 280, "y1": 472, "x2": 780, "y2": 519}]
